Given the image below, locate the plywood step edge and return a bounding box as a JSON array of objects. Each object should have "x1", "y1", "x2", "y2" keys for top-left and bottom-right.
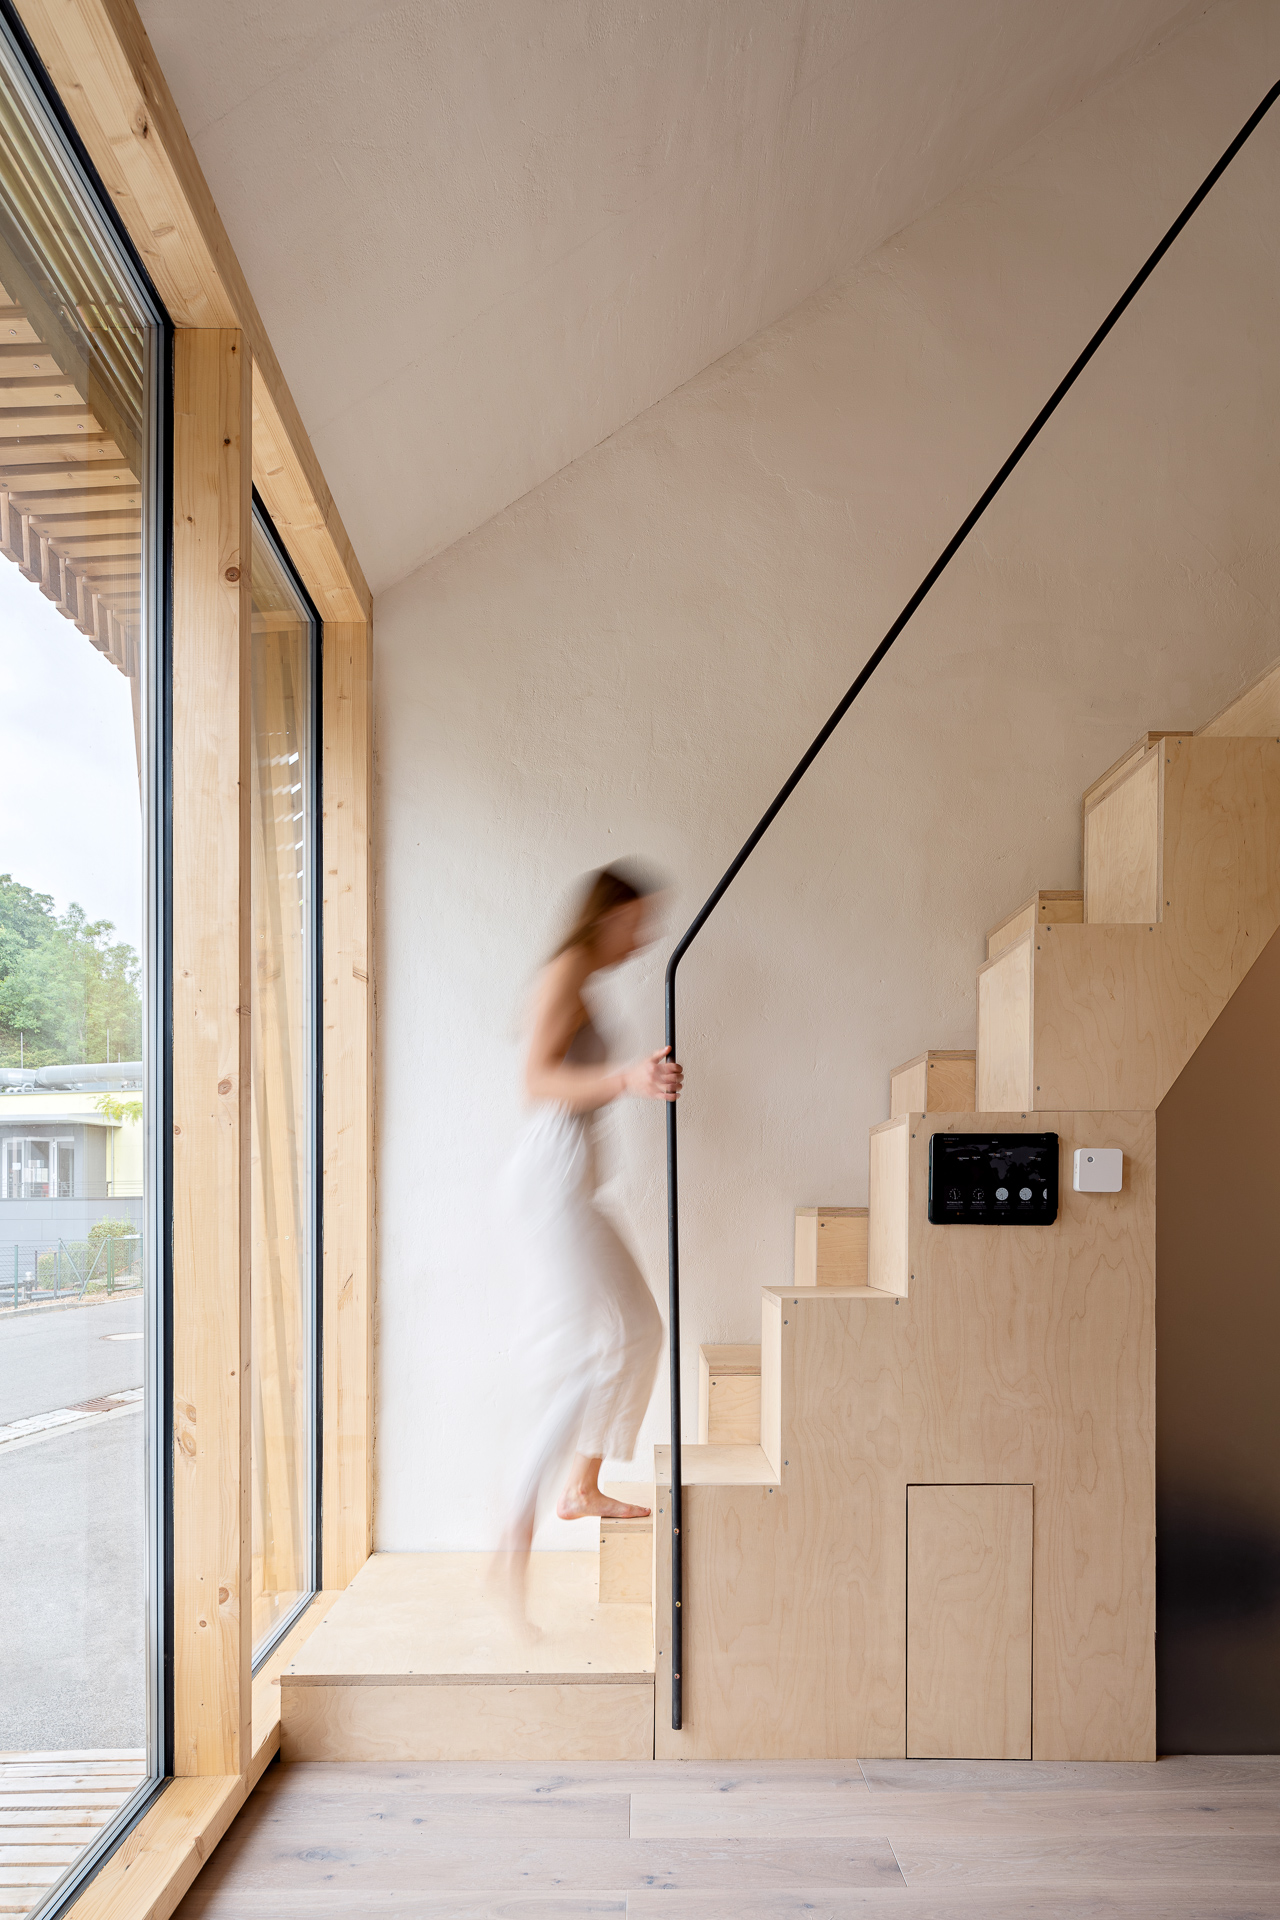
[
  {"x1": 1081, "y1": 732, "x2": 1190, "y2": 814},
  {"x1": 985, "y1": 891, "x2": 1082, "y2": 961}
]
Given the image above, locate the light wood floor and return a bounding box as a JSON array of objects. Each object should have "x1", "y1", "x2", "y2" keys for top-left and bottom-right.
[{"x1": 173, "y1": 1754, "x2": 1280, "y2": 1917}]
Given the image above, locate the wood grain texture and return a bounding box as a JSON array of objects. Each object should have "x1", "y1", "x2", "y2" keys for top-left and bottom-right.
[
  {"x1": 1031, "y1": 738, "x2": 1280, "y2": 1109},
  {"x1": 63, "y1": 1776, "x2": 243, "y2": 1920},
  {"x1": 1084, "y1": 749, "x2": 1160, "y2": 925},
  {"x1": 906, "y1": 1485, "x2": 1032, "y2": 1761},
  {"x1": 281, "y1": 1683, "x2": 655, "y2": 1764},
  {"x1": 867, "y1": 1120, "x2": 909, "y2": 1297},
  {"x1": 794, "y1": 1208, "x2": 869, "y2": 1285},
  {"x1": 251, "y1": 379, "x2": 370, "y2": 622},
  {"x1": 697, "y1": 1344, "x2": 761, "y2": 1445},
  {"x1": 702, "y1": 1374, "x2": 760, "y2": 1446},
  {"x1": 628, "y1": 1787, "x2": 1280, "y2": 1838},
  {"x1": 655, "y1": 1112, "x2": 1153, "y2": 1762},
  {"x1": 320, "y1": 620, "x2": 373, "y2": 1589},
  {"x1": 163, "y1": 1756, "x2": 1280, "y2": 1920},
  {"x1": 171, "y1": 330, "x2": 252, "y2": 1779},
  {"x1": 598, "y1": 1523, "x2": 651, "y2": 1604},
  {"x1": 985, "y1": 892, "x2": 1083, "y2": 962},
  {"x1": 889, "y1": 1053, "x2": 975, "y2": 1119},
  {"x1": 976, "y1": 936, "x2": 1033, "y2": 1112},
  {"x1": 1080, "y1": 733, "x2": 1187, "y2": 813},
  {"x1": 248, "y1": 1592, "x2": 345, "y2": 1787},
  {"x1": 12, "y1": 0, "x2": 370, "y2": 622}
]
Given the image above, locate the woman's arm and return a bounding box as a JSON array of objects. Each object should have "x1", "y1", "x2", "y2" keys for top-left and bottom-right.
[{"x1": 523, "y1": 952, "x2": 683, "y2": 1111}]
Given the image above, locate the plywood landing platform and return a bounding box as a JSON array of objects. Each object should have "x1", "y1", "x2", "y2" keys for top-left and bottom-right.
[{"x1": 280, "y1": 1553, "x2": 654, "y2": 1762}]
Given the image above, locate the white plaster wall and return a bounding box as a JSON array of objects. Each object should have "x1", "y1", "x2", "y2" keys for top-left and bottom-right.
[{"x1": 373, "y1": 0, "x2": 1280, "y2": 1551}]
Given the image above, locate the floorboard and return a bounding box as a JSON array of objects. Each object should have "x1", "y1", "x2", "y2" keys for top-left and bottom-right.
[{"x1": 171, "y1": 1756, "x2": 1280, "y2": 1920}]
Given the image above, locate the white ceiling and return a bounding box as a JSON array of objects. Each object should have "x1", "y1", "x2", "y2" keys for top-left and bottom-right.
[{"x1": 137, "y1": 0, "x2": 1200, "y2": 596}]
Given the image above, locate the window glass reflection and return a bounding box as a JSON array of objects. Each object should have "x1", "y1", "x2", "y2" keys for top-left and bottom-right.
[
  {"x1": 250, "y1": 510, "x2": 318, "y2": 1662},
  {"x1": 0, "y1": 14, "x2": 160, "y2": 1913}
]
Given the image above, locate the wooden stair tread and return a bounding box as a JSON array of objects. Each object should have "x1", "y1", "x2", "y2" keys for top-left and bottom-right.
[
  {"x1": 793, "y1": 1205, "x2": 866, "y2": 1216},
  {"x1": 654, "y1": 1443, "x2": 777, "y2": 1488},
  {"x1": 598, "y1": 1482, "x2": 654, "y2": 1534},
  {"x1": 282, "y1": 1552, "x2": 653, "y2": 1684},
  {"x1": 697, "y1": 1343, "x2": 760, "y2": 1374}
]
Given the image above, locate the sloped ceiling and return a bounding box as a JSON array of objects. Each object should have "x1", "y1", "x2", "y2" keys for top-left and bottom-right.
[{"x1": 137, "y1": 0, "x2": 1200, "y2": 595}]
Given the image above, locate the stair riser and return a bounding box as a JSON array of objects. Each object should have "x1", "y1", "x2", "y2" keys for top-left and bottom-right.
[
  {"x1": 889, "y1": 1053, "x2": 975, "y2": 1118},
  {"x1": 793, "y1": 1208, "x2": 868, "y2": 1287},
  {"x1": 599, "y1": 1524, "x2": 652, "y2": 1604},
  {"x1": 281, "y1": 1680, "x2": 654, "y2": 1761}
]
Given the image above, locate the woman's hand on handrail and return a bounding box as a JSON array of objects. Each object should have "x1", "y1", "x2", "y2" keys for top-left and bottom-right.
[{"x1": 623, "y1": 1046, "x2": 683, "y2": 1102}]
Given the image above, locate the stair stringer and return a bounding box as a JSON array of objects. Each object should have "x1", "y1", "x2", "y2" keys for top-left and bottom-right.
[{"x1": 654, "y1": 1109, "x2": 1155, "y2": 1763}]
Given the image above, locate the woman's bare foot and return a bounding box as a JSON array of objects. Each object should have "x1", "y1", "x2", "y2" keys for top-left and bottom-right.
[
  {"x1": 556, "y1": 1488, "x2": 652, "y2": 1520},
  {"x1": 555, "y1": 1452, "x2": 651, "y2": 1522}
]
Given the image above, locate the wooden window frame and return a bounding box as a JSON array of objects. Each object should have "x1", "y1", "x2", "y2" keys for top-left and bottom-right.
[{"x1": 7, "y1": 2, "x2": 375, "y2": 1913}]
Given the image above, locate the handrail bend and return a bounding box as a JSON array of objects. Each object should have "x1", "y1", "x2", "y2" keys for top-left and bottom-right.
[{"x1": 662, "y1": 76, "x2": 1280, "y2": 1732}]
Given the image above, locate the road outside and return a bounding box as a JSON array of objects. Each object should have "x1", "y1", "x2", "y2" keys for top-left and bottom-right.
[{"x1": 0, "y1": 1295, "x2": 146, "y2": 1750}]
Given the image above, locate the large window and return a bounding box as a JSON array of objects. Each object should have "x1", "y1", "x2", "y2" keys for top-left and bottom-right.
[
  {"x1": 250, "y1": 504, "x2": 320, "y2": 1663},
  {"x1": 0, "y1": 6, "x2": 164, "y2": 1915}
]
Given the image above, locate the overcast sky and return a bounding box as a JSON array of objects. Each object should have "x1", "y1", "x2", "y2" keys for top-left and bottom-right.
[{"x1": 0, "y1": 557, "x2": 143, "y2": 953}]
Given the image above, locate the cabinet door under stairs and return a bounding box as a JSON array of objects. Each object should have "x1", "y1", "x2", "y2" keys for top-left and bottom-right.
[{"x1": 906, "y1": 1484, "x2": 1033, "y2": 1760}]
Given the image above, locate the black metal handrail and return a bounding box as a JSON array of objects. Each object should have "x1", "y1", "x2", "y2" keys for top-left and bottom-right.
[{"x1": 662, "y1": 76, "x2": 1280, "y2": 1731}]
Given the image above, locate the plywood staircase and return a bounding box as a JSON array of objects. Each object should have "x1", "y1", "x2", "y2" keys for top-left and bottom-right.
[
  {"x1": 284, "y1": 657, "x2": 1280, "y2": 1764},
  {"x1": 647, "y1": 656, "x2": 1280, "y2": 1762}
]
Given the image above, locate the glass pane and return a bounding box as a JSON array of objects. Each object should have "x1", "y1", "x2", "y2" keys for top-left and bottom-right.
[
  {"x1": 250, "y1": 510, "x2": 317, "y2": 1661},
  {"x1": 0, "y1": 12, "x2": 161, "y2": 1911}
]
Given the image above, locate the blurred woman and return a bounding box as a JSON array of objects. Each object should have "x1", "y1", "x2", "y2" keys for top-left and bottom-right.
[{"x1": 495, "y1": 862, "x2": 681, "y2": 1615}]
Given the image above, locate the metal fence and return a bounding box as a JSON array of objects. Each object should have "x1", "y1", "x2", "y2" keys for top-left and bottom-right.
[{"x1": 2, "y1": 1236, "x2": 142, "y2": 1310}]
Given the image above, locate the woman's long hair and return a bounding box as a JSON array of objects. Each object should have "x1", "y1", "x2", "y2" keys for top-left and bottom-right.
[{"x1": 551, "y1": 861, "x2": 664, "y2": 959}]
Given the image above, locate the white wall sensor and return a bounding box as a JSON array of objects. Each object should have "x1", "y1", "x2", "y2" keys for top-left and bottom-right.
[{"x1": 1073, "y1": 1147, "x2": 1123, "y2": 1193}]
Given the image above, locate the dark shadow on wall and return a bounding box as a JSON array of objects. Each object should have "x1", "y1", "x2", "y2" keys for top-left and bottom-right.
[{"x1": 1157, "y1": 922, "x2": 1280, "y2": 1753}]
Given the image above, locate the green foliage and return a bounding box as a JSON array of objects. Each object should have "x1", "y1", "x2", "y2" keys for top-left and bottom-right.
[
  {"x1": 87, "y1": 1216, "x2": 137, "y2": 1245},
  {"x1": 0, "y1": 874, "x2": 141, "y2": 1068},
  {"x1": 34, "y1": 1222, "x2": 140, "y2": 1291},
  {"x1": 94, "y1": 1094, "x2": 143, "y2": 1125}
]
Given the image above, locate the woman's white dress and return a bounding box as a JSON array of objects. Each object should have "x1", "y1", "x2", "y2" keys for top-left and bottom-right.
[{"x1": 501, "y1": 1016, "x2": 664, "y2": 1537}]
